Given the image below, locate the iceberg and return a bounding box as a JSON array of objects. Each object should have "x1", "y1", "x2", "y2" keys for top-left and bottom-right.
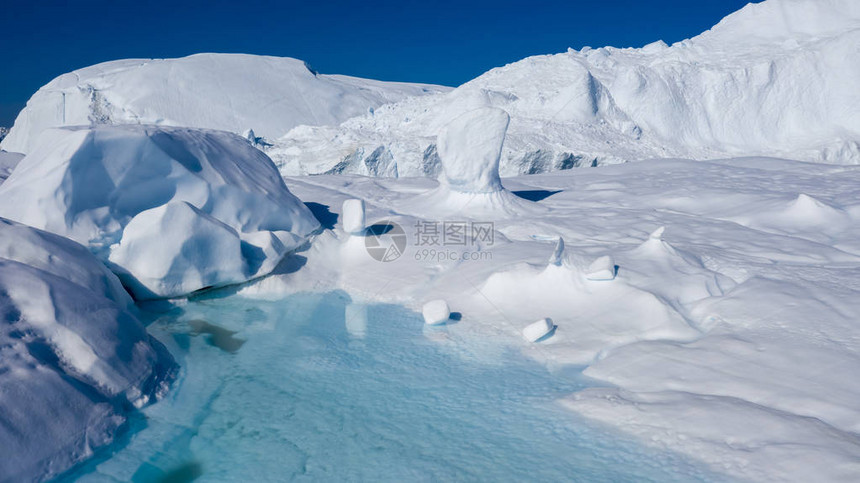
[
  {"x1": 1, "y1": 53, "x2": 449, "y2": 155},
  {"x1": 0, "y1": 218, "x2": 175, "y2": 482},
  {"x1": 0, "y1": 125, "x2": 320, "y2": 298},
  {"x1": 269, "y1": 0, "x2": 860, "y2": 176}
]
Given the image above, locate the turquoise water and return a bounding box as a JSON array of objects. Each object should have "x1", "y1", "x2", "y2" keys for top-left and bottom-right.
[{"x1": 66, "y1": 292, "x2": 720, "y2": 482}]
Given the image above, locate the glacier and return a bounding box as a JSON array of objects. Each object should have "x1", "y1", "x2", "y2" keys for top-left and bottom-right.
[{"x1": 269, "y1": 0, "x2": 860, "y2": 176}]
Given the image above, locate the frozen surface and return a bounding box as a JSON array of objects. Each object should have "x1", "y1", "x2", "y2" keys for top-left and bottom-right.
[
  {"x1": 0, "y1": 125, "x2": 319, "y2": 298},
  {"x1": 0, "y1": 218, "x2": 175, "y2": 482},
  {"x1": 68, "y1": 294, "x2": 719, "y2": 482},
  {"x1": 1, "y1": 53, "x2": 449, "y2": 154},
  {"x1": 270, "y1": 0, "x2": 860, "y2": 176}
]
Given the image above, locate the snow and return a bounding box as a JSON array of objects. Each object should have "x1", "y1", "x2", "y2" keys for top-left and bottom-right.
[
  {"x1": 437, "y1": 107, "x2": 509, "y2": 193},
  {"x1": 399, "y1": 108, "x2": 541, "y2": 219},
  {"x1": 2, "y1": 1, "x2": 860, "y2": 480},
  {"x1": 522, "y1": 318, "x2": 554, "y2": 342},
  {"x1": 0, "y1": 218, "x2": 175, "y2": 482},
  {"x1": 108, "y1": 201, "x2": 249, "y2": 298},
  {"x1": 236, "y1": 154, "x2": 860, "y2": 482},
  {"x1": 268, "y1": 0, "x2": 860, "y2": 177},
  {"x1": 585, "y1": 255, "x2": 616, "y2": 281},
  {"x1": 0, "y1": 53, "x2": 450, "y2": 155},
  {"x1": 0, "y1": 150, "x2": 23, "y2": 182},
  {"x1": 341, "y1": 199, "x2": 366, "y2": 235},
  {"x1": 0, "y1": 124, "x2": 320, "y2": 298},
  {"x1": 422, "y1": 299, "x2": 451, "y2": 325}
]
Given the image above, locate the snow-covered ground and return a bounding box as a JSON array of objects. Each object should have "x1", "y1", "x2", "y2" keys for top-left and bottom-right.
[{"x1": 231, "y1": 154, "x2": 860, "y2": 482}]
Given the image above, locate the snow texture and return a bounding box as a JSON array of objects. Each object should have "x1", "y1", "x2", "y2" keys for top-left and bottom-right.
[
  {"x1": 0, "y1": 125, "x2": 320, "y2": 298},
  {"x1": 0, "y1": 218, "x2": 175, "y2": 482},
  {"x1": 1, "y1": 53, "x2": 449, "y2": 155}
]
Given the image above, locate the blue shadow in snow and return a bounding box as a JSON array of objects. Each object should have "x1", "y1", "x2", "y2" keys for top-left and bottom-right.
[{"x1": 513, "y1": 189, "x2": 561, "y2": 202}]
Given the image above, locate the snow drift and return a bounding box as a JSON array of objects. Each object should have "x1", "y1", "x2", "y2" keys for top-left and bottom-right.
[
  {"x1": 0, "y1": 53, "x2": 449, "y2": 155},
  {"x1": 0, "y1": 125, "x2": 320, "y2": 298},
  {"x1": 271, "y1": 0, "x2": 860, "y2": 176},
  {"x1": 0, "y1": 218, "x2": 176, "y2": 482}
]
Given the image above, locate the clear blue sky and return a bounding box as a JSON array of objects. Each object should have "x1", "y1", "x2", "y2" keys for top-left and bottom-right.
[{"x1": 0, "y1": 0, "x2": 752, "y2": 127}]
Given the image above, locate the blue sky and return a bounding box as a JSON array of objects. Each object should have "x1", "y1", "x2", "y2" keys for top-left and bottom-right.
[{"x1": 0, "y1": 0, "x2": 752, "y2": 127}]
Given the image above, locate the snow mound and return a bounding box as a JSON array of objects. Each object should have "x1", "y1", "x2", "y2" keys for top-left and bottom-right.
[
  {"x1": 724, "y1": 192, "x2": 853, "y2": 237},
  {"x1": 479, "y1": 257, "x2": 699, "y2": 364},
  {"x1": 1, "y1": 53, "x2": 449, "y2": 154},
  {"x1": 269, "y1": 0, "x2": 860, "y2": 176},
  {"x1": 0, "y1": 125, "x2": 320, "y2": 298},
  {"x1": 0, "y1": 218, "x2": 175, "y2": 482}
]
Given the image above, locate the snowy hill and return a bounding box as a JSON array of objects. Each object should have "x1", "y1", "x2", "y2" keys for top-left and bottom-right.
[
  {"x1": 270, "y1": 0, "x2": 860, "y2": 177},
  {"x1": 0, "y1": 53, "x2": 449, "y2": 154}
]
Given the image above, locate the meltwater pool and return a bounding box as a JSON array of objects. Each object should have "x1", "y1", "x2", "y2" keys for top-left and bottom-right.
[{"x1": 66, "y1": 292, "x2": 720, "y2": 482}]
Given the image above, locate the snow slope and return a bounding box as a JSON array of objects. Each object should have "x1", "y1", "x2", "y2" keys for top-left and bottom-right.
[
  {"x1": 0, "y1": 53, "x2": 449, "y2": 155},
  {"x1": 234, "y1": 153, "x2": 860, "y2": 481},
  {"x1": 0, "y1": 125, "x2": 320, "y2": 299},
  {"x1": 270, "y1": 0, "x2": 860, "y2": 177},
  {"x1": 0, "y1": 218, "x2": 176, "y2": 482}
]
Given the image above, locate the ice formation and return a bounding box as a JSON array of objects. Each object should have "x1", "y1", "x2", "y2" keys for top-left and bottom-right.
[
  {"x1": 0, "y1": 125, "x2": 320, "y2": 298},
  {"x1": 585, "y1": 255, "x2": 616, "y2": 281},
  {"x1": 437, "y1": 107, "x2": 509, "y2": 193},
  {"x1": 422, "y1": 299, "x2": 451, "y2": 325},
  {"x1": 402, "y1": 107, "x2": 539, "y2": 218},
  {"x1": 269, "y1": 0, "x2": 860, "y2": 176},
  {"x1": 548, "y1": 237, "x2": 565, "y2": 266},
  {"x1": 342, "y1": 199, "x2": 366, "y2": 235},
  {"x1": 0, "y1": 53, "x2": 449, "y2": 155},
  {"x1": 0, "y1": 218, "x2": 175, "y2": 481},
  {"x1": 523, "y1": 318, "x2": 555, "y2": 342}
]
